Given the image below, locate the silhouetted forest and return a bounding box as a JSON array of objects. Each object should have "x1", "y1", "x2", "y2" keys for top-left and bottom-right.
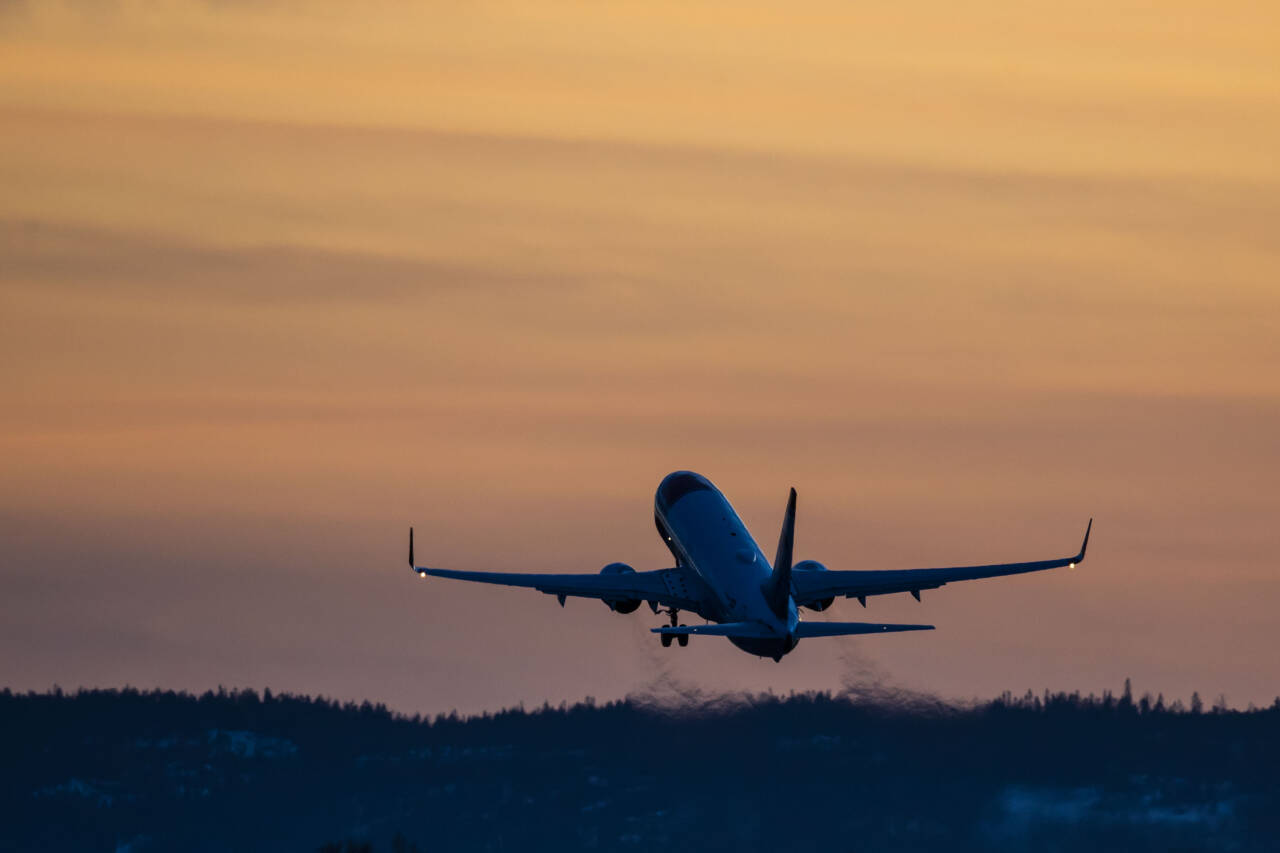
[{"x1": 2, "y1": 683, "x2": 1277, "y2": 852}]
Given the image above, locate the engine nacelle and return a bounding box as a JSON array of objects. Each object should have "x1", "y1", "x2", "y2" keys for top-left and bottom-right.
[
  {"x1": 793, "y1": 559, "x2": 835, "y2": 611},
  {"x1": 599, "y1": 562, "x2": 641, "y2": 614}
]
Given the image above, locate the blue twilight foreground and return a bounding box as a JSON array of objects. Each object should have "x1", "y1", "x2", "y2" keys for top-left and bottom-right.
[{"x1": 410, "y1": 471, "x2": 1091, "y2": 661}]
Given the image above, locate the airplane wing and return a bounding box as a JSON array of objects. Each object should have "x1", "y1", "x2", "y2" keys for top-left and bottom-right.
[
  {"x1": 407, "y1": 529, "x2": 714, "y2": 613},
  {"x1": 791, "y1": 519, "x2": 1091, "y2": 609}
]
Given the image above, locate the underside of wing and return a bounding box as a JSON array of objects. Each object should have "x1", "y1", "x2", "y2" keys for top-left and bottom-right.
[{"x1": 792, "y1": 519, "x2": 1092, "y2": 608}]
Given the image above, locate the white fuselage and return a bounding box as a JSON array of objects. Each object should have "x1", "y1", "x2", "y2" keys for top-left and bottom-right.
[{"x1": 654, "y1": 472, "x2": 799, "y2": 657}]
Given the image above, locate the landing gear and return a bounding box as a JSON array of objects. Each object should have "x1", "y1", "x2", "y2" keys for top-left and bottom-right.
[{"x1": 658, "y1": 608, "x2": 688, "y2": 649}]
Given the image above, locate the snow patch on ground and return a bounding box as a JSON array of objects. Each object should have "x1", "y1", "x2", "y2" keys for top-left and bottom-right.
[
  {"x1": 988, "y1": 782, "x2": 1237, "y2": 839},
  {"x1": 205, "y1": 728, "x2": 298, "y2": 758}
]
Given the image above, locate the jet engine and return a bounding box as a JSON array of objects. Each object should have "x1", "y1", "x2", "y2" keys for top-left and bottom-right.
[
  {"x1": 793, "y1": 559, "x2": 835, "y2": 611},
  {"x1": 600, "y1": 562, "x2": 641, "y2": 613}
]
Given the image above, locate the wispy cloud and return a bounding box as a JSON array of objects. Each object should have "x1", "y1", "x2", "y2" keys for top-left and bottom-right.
[
  {"x1": 2, "y1": 0, "x2": 1279, "y2": 717},
  {"x1": 1, "y1": 219, "x2": 572, "y2": 305}
]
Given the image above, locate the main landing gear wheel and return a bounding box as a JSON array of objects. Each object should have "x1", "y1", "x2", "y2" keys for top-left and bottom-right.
[{"x1": 659, "y1": 608, "x2": 684, "y2": 649}]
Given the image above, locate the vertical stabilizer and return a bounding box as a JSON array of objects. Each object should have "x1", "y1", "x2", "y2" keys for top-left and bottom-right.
[{"x1": 762, "y1": 488, "x2": 797, "y2": 619}]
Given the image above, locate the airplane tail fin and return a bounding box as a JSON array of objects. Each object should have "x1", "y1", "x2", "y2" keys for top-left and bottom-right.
[{"x1": 761, "y1": 487, "x2": 796, "y2": 619}]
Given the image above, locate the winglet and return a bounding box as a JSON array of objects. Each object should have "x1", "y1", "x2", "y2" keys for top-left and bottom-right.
[
  {"x1": 409, "y1": 527, "x2": 414, "y2": 568},
  {"x1": 1073, "y1": 518, "x2": 1092, "y2": 564}
]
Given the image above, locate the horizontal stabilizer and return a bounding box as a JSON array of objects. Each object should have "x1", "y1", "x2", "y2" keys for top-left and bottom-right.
[
  {"x1": 794, "y1": 621, "x2": 934, "y2": 638},
  {"x1": 651, "y1": 621, "x2": 935, "y2": 639},
  {"x1": 651, "y1": 622, "x2": 776, "y2": 638}
]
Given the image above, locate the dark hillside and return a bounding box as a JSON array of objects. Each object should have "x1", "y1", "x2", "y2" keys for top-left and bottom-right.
[{"x1": 2, "y1": 685, "x2": 1277, "y2": 852}]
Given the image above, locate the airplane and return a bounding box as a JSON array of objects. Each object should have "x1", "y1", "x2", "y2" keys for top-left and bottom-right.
[{"x1": 408, "y1": 470, "x2": 1091, "y2": 662}]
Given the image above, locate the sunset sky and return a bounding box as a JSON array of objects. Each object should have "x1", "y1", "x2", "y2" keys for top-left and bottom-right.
[{"x1": 2, "y1": 0, "x2": 1278, "y2": 714}]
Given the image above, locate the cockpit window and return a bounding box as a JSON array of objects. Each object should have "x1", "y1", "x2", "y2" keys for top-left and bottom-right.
[{"x1": 657, "y1": 472, "x2": 711, "y2": 511}]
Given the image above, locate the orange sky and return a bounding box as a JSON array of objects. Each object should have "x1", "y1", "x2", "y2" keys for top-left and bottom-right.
[{"x1": 2, "y1": 0, "x2": 1279, "y2": 713}]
